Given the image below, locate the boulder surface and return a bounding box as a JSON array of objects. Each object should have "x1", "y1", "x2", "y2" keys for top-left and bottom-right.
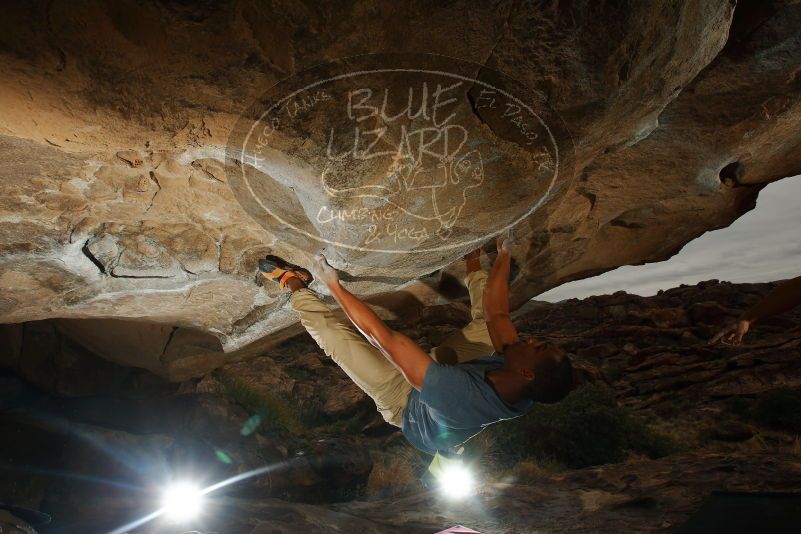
[{"x1": 1, "y1": 1, "x2": 800, "y2": 374}]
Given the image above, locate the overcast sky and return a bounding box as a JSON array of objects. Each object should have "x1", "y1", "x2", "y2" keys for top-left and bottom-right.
[{"x1": 538, "y1": 175, "x2": 801, "y2": 302}]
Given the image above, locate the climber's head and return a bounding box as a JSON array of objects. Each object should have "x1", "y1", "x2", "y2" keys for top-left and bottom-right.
[{"x1": 502, "y1": 337, "x2": 574, "y2": 403}]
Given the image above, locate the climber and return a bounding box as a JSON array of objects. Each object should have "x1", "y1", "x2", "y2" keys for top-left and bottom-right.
[
  {"x1": 710, "y1": 275, "x2": 801, "y2": 345},
  {"x1": 256, "y1": 237, "x2": 575, "y2": 455}
]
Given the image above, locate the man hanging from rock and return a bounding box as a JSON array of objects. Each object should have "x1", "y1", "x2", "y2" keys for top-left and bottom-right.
[{"x1": 257, "y1": 236, "x2": 575, "y2": 455}]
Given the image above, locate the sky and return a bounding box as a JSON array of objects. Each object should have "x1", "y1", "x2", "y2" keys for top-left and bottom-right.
[{"x1": 538, "y1": 175, "x2": 801, "y2": 302}]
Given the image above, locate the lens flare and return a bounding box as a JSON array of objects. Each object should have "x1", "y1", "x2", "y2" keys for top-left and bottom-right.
[
  {"x1": 109, "y1": 463, "x2": 286, "y2": 534},
  {"x1": 161, "y1": 481, "x2": 203, "y2": 522},
  {"x1": 438, "y1": 464, "x2": 475, "y2": 499}
]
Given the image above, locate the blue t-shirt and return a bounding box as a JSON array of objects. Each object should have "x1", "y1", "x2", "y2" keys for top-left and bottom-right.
[{"x1": 401, "y1": 354, "x2": 533, "y2": 455}]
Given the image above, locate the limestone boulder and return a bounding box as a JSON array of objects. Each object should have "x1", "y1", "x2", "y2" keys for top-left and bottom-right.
[{"x1": 0, "y1": 1, "x2": 800, "y2": 376}]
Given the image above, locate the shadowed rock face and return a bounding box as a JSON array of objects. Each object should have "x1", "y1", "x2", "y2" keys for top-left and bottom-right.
[{"x1": 1, "y1": 1, "x2": 800, "y2": 371}]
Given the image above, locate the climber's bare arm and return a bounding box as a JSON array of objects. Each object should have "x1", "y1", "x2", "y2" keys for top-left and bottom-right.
[
  {"x1": 483, "y1": 236, "x2": 521, "y2": 351},
  {"x1": 312, "y1": 255, "x2": 432, "y2": 389},
  {"x1": 329, "y1": 283, "x2": 432, "y2": 389}
]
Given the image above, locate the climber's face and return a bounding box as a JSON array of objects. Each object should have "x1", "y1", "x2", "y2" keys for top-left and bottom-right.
[
  {"x1": 503, "y1": 338, "x2": 563, "y2": 381},
  {"x1": 500, "y1": 338, "x2": 574, "y2": 403}
]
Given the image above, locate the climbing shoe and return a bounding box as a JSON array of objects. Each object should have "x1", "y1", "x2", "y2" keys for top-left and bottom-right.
[{"x1": 256, "y1": 255, "x2": 313, "y2": 288}]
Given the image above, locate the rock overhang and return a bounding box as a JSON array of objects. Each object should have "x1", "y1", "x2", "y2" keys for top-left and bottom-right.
[{"x1": 1, "y1": 0, "x2": 800, "y2": 375}]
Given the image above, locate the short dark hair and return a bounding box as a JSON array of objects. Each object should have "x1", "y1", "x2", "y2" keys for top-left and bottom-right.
[{"x1": 525, "y1": 350, "x2": 573, "y2": 403}]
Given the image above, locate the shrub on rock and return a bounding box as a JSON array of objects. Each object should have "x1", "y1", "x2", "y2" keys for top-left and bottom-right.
[{"x1": 478, "y1": 384, "x2": 674, "y2": 469}]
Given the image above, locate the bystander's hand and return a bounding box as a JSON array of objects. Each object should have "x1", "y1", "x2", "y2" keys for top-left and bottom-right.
[{"x1": 709, "y1": 319, "x2": 751, "y2": 345}]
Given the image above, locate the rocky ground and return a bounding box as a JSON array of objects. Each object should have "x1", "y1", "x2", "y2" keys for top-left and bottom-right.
[{"x1": 2, "y1": 278, "x2": 801, "y2": 533}]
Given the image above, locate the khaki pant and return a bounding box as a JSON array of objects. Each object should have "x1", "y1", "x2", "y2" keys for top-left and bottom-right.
[{"x1": 290, "y1": 270, "x2": 493, "y2": 427}]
